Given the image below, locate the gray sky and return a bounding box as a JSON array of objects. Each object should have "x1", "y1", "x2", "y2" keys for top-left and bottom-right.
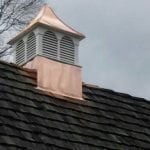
[{"x1": 46, "y1": 0, "x2": 150, "y2": 99}]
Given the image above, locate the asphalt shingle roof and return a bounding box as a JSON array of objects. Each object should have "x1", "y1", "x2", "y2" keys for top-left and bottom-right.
[{"x1": 0, "y1": 60, "x2": 150, "y2": 150}]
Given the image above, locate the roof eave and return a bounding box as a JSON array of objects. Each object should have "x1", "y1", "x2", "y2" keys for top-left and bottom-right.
[{"x1": 8, "y1": 22, "x2": 85, "y2": 45}]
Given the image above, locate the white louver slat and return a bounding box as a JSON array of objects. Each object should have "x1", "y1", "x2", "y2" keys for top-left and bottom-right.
[
  {"x1": 60, "y1": 36, "x2": 75, "y2": 64},
  {"x1": 16, "y1": 40, "x2": 25, "y2": 65},
  {"x1": 43, "y1": 31, "x2": 57, "y2": 59},
  {"x1": 27, "y1": 32, "x2": 36, "y2": 60}
]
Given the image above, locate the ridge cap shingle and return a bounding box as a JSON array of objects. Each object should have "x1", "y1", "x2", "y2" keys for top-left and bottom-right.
[
  {"x1": 0, "y1": 60, "x2": 37, "y2": 79},
  {"x1": 1, "y1": 60, "x2": 150, "y2": 104},
  {"x1": 83, "y1": 83, "x2": 150, "y2": 103}
]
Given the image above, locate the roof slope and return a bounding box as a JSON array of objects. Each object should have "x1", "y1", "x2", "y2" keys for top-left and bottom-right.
[{"x1": 0, "y1": 61, "x2": 150, "y2": 149}]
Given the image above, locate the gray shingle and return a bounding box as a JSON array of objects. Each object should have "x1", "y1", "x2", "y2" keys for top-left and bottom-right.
[{"x1": 0, "y1": 61, "x2": 150, "y2": 149}]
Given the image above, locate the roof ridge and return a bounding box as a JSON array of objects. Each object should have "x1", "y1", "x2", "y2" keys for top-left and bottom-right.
[
  {"x1": 0, "y1": 59, "x2": 24, "y2": 70},
  {"x1": 1, "y1": 61, "x2": 150, "y2": 104},
  {"x1": 0, "y1": 60, "x2": 37, "y2": 79},
  {"x1": 83, "y1": 83, "x2": 150, "y2": 103}
]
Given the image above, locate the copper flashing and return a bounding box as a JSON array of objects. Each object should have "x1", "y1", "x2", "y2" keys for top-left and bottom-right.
[
  {"x1": 21, "y1": 68, "x2": 37, "y2": 79},
  {"x1": 24, "y1": 56, "x2": 83, "y2": 100},
  {"x1": 8, "y1": 4, "x2": 85, "y2": 44}
]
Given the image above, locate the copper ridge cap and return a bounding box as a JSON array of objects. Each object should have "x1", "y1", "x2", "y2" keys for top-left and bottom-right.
[{"x1": 8, "y1": 4, "x2": 85, "y2": 44}]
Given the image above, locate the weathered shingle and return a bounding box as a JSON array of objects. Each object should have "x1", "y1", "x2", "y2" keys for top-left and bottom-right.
[{"x1": 0, "y1": 61, "x2": 150, "y2": 149}]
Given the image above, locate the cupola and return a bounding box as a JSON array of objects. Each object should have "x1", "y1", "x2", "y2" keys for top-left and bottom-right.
[{"x1": 8, "y1": 5, "x2": 85, "y2": 100}]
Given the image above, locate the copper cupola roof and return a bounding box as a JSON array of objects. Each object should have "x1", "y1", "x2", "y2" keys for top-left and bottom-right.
[{"x1": 8, "y1": 5, "x2": 85, "y2": 44}]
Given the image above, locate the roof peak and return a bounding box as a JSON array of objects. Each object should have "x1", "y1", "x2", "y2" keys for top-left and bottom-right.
[
  {"x1": 9, "y1": 4, "x2": 85, "y2": 44},
  {"x1": 29, "y1": 4, "x2": 58, "y2": 25},
  {"x1": 29, "y1": 4, "x2": 85, "y2": 37}
]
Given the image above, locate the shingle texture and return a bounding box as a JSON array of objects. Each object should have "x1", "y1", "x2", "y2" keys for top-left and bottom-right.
[{"x1": 0, "y1": 61, "x2": 150, "y2": 150}]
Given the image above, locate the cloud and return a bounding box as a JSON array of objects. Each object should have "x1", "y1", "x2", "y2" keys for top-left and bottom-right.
[{"x1": 46, "y1": 0, "x2": 150, "y2": 99}]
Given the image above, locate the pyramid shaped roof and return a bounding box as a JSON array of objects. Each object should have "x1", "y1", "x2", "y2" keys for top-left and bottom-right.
[{"x1": 9, "y1": 5, "x2": 85, "y2": 44}]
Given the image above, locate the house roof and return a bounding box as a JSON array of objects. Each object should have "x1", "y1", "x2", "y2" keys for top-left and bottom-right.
[
  {"x1": 8, "y1": 5, "x2": 85, "y2": 45},
  {"x1": 0, "y1": 60, "x2": 150, "y2": 150}
]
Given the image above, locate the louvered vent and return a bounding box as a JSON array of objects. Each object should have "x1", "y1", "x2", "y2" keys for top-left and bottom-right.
[
  {"x1": 60, "y1": 36, "x2": 75, "y2": 64},
  {"x1": 16, "y1": 40, "x2": 25, "y2": 65},
  {"x1": 42, "y1": 31, "x2": 57, "y2": 59},
  {"x1": 27, "y1": 32, "x2": 36, "y2": 60}
]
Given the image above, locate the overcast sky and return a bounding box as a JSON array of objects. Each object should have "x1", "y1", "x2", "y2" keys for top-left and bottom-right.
[{"x1": 46, "y1": 0, "x2": 150, "y2": 99}]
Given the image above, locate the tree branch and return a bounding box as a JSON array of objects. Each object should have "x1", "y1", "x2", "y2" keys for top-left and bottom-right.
[{"x1": 0, "y1": 0, "x2": 44, "y2": 58}]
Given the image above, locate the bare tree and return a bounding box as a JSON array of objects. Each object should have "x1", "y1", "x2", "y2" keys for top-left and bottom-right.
[{"x1": 0, "y1": 0, "x2": 44, "y2": 58}]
